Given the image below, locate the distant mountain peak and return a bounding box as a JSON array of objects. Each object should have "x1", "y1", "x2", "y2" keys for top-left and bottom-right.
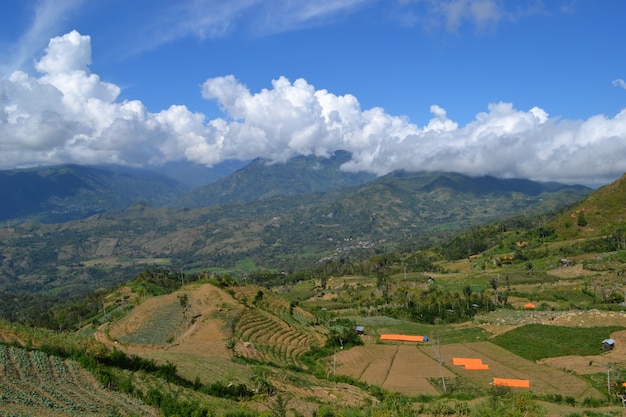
[{"x1": 174, "y1": 150, "x2": 376, "y2": 208}]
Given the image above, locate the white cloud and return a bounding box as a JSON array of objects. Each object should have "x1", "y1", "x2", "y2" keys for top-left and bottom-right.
[
  {"x1": 128, "y1": 0, "x2": 535, "y2": 54},
  {"x1": 0, "y1": 0, "x2": 84, "y2": 74},
  {"x1": 1, "y1": 30, "x2": 626, "y2": 186},
  {"x1": 401, "y1": 0, "x2": 545, "y2": 32},
  {"x1": 613, "y1": 79, "x2": 626, "y2": 90},
  {"x1": 130, "y1": 0, "x2": 371, "y2": 54}
]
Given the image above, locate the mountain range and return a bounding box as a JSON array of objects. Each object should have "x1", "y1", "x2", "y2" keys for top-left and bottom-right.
[{"x1": 0, "y1": 152, "x2": 595, "y2": 296}]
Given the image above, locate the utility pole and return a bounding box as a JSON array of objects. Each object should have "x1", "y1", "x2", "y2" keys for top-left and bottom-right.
[{"x1": 432, "y1": 335, "x2": 446, "y2": 393}]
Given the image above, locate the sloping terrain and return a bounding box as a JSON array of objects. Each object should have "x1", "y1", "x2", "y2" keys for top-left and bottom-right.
[
  {"x1": 175, "y1": 150, "x2": 376, "y2": 207},
  {"x1": 93, "y1": 282, "x2": 371, "y2": 413},
  {"x1": 0, "y1": 170, "x2": 592, "y2": 297},
  {"x1": 97, "y1": 282, "x2": 326, "y2": 382},
  {"x1": 0, "y1": 164, "x2": 184, "y2": 223},
  {"x1": 553, "y1": 171, "x2": 626, "y2": 239},
  {"x1": 0, "y1": 344, "x2": 158, "y2": 416}
]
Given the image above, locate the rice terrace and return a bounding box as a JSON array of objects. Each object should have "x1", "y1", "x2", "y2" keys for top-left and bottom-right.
[{"x1": 84, "y1": 265, "x2": 626, "y2": 416}]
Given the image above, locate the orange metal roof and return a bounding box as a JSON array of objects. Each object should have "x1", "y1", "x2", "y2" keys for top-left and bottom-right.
[
  {"x1": 452, "y1": 358, "x2": 489, "y2": 370},
  {"x1": 379, "y1": 334, "x2": 426, "y2": 342},
  {"x1": 493, "y1": 378, "x2": 530, "y2": 388}
]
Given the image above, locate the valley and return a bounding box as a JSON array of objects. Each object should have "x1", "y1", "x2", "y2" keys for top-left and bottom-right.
[{"x1": 1, "y1": 164, "x2": 626, "y2": 416}]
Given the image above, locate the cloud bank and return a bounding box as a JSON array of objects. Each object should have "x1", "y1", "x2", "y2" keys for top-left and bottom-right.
[{"x1": 1, "y1": 30, "x2": 625, "y2": 186}]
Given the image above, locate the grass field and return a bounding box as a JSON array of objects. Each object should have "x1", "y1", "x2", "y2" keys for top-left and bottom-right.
[
  {"x1": 491, "y1": 324, "x2": 626, "y2": 361},
  {"x1": 351, "y1": 316, "x2": 491, "y2": 344}
]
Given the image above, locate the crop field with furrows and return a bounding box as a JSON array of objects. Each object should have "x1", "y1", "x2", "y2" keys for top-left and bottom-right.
[
  {"x1": 335, "y1": 343, "x2": 452, "y2": 395},
  {"x1": 428, "y1": 341, "x2": 602, "y2": 399},
  {"x1": 134, "y1": 350, "x2": 252, "y2": 386},
  {"x1": 273, "y1": 379, "x2": 374, "y2": 415},
  {"x1": 0, "y1": 345, "x2": 157, "y2": 416},
  {"x1": 108, "y1": 296, "x2": 187, "y2": 345},
  {"x1": 234, "y1": 307, "x2": 325, "y2": 368},
  {"x1": 234, "y1": 285, "x2": 319, "y2": 326}
]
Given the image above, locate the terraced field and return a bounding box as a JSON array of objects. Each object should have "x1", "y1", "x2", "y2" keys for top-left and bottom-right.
[
  {"x1": 234, "y1": 307, "x2": 325, "y2": 368},
  {"x1": 234, "y1": 286, "x2": 319, "y2": 326},
  {"x1": 0, "y1": 345, "x2": 157, "y2": 416},
  {"x1": 97, "y1": 283, "x2": 250, "y2": 385}
]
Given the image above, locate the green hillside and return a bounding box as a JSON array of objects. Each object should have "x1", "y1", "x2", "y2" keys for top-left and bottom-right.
[
  {"x1": 0, "y1": 164, "x2": 184, "y2": 223},
  {"x1": 553, "y1": 172, "x2": 626, "y2": 240},
  {"x1": 0, "y1": 171, "x2": 591, "y2": 298},
  {"x1": 175, "y1": 150, "x2": 376, "y2": 207}
]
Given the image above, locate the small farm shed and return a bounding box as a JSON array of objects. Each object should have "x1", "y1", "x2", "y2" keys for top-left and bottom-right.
[
  {"x1": 355, "y1": 326, "x2": 365, "y2": 335},
  {"x1": 603, "y1": 338, "x2": 615, "y2": 351}
]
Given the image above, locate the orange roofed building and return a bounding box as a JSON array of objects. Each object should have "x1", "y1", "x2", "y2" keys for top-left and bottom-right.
[
  {"x1": 379, "y1": 334, "x2": 429, "y2": 342},
  {"x1": 493, "y1": 378, "x2": 530, "y2": 388}
]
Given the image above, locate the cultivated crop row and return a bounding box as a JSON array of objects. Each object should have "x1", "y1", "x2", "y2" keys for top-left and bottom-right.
[
  {"x1": 234, "y1": 308, "x2": 324, "y2": 368},
  {"x1": 116, "y1": 300, "x2": 187, "y2": 345},
  {"x1": 233, "y1": 286, "x2": 318, "y2": 326},
  {"x1": 0, "y1": 344, "x2": 154, "y2": 416}
]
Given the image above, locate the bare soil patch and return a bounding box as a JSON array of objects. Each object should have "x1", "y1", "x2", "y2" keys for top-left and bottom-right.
[
  {"x1": 95, "y1": 283, "x2": 247, "y2": 384},
  {"x1": 335, "y1": 339, "x2": 453, "y2": 395}
]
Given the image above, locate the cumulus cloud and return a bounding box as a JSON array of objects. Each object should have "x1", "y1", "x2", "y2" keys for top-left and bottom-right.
[
  {"x1": 0, "y1": 0, "x2": 83, "y2": 75},
  {"x1": 1, "y1": 30, "x2": 626, "y2": 186}
]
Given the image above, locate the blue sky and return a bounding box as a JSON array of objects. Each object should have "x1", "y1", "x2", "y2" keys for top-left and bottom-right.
[{"x1": 0, "y1": 0, "x2": 625, "y2": 186}]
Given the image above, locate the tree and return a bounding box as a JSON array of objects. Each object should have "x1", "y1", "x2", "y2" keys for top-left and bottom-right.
[
  {"x1": 491, "y1": 277, "x2": 499, "y2": 306},
  {"x1": 267, "y1": 393, "x2": 291, "y2": 417},
  {"x1": 473, "y1": 387, "x2": 545, "y2": 417},
  {"x1": 178, "y1": 293, "x2": 190, "y2": 323}
]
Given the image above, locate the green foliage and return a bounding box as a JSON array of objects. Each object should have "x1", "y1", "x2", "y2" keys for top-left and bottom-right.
[
  {"x1": 0, "y1": 169, "x2": 590, "y2": 303},
  {"x1": 325, "y1": 318, "x2": 363, "y2": 349},
  {"x1": 143, "y1": 388, "x2": 212, "y2": 417},
  {"x1": 471, "y1": 387, "x2": 545, "y2": 417},
  {"x1": 0, "y1": 164, "x2": 185, "y2": 224},
  {"x1": 200, "y1": 381, "x2": 254, "y2": 400},
  {"x1": 438, "y1": 225, "x2": 506, "y2": 260},
  {"x1": 491, "y1": 324, "x2": 625, "y2": 361}
]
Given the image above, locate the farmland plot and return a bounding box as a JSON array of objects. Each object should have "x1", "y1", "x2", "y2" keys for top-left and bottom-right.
[
  {"x1": 335, "y1": 343, "x2": 452, "y2": 395},
  {"x1": 236, "y1": 285, "x2": 319, "y2": 326},
  {"x1": 109, "y1": 296, "x2": 187, "y2": 345},
  {"x1": 234, "y1": 308, "x2": 325, "y2": 368},
  {"x1": 100, "y1": 284, "x2": 249, "y2": 385},
  {"x1": 434, "y1": 341, "x2": 602, "y2": 399},
  {"x1": 0, "y1": 345, "x2": 157, "y2": 416},
  {"x1": 382, "y1": 345, "x2": 444, "y2": 395}
]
